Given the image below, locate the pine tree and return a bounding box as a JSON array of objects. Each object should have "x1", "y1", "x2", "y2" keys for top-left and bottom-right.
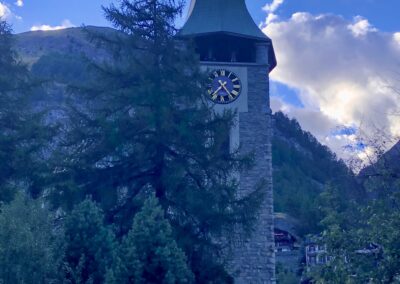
[
  {"x1": 63, "y1": 199, "x2": 116, "y2": 284},
  {"x1": 50, "y1": 0, "x2": 262, "y2": 281},
  {"x1": 0, "y1": 192, "x2": 62, "y2": 284},
  {"x1": 0, "y1": 20, "x2": 52, "y2": 202},
  {"x1": 112, "y1": 195, "x2": 193, "y2": 283}
]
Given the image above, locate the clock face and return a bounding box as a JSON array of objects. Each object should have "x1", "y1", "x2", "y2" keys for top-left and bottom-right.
[{"x1": 207, "y1": 69, "x2": 242, "y2": 104}]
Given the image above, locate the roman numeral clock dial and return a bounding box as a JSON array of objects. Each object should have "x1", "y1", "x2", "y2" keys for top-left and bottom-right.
[{"x1": 207, "y1": 69, "x2": 242, "y2": 104}]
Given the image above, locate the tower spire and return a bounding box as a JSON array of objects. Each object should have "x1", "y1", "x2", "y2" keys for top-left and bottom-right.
[{"x1": 181, "y1": 0, "x2": 267, "y2": 41}]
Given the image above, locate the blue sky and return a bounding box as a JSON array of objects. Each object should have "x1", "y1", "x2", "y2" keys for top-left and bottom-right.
[
  {"x1": 249, "y1": 0, "x2": 400, "y2": 32},
  {"x1": 1, "y1": 0, "x2": 399, "y2": 164},
  {"x1": 0, "y1": 0, "x2": 113, "y2": 32},
  {"x1": 2, "y1": 0, "x2": 399, "y2": 33}
]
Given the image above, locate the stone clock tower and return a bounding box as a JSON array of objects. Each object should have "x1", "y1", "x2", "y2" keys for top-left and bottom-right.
[{"x1": 180, "y1": 0, "x2": 277, "y2": 283}]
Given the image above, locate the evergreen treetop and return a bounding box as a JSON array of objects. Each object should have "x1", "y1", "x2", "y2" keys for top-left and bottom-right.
[
  {"x1": 112, "y1": 195, "x2": 194, "y2": 283},
  {"x1": 0, "y1": 193, "x2": 62, "y2": 284},
  {"x1": 63, "y1": 199, "x2": 117, "y2": 284}
]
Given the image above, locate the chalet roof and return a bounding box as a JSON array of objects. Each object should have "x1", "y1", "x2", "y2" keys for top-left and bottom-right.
[
  {"x1": 274, "y1": 213, "x2": 301, "y2": 240},
  {"x1": 180, "y1": 0, "x2": 271, "y2": 42}
]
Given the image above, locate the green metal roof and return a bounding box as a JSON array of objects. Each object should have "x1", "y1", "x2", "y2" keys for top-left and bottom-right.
[
  {"x1": 180, "y1": 0, "x2": 270, "y2": 41},
  {"x1": 179, "y1": 0, "x2": 277, "y2": 71}
]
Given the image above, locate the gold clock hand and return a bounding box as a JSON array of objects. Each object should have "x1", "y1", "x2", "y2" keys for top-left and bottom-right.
[
  {"x1": 218, "y1": 80, "x2": 231, "y2": 95},
  {"x1": 211, "y1": 86, "x2": 223, "y2": 98},
  {"x1": 222, "y1": 84, "x2": 231, "y2": 94},
  {"x1": 218, "y1": 80, "x2": 228, "y2": 88},
  {"x1": 211, "y1": 81, "x2": 228, "y2": 97}
]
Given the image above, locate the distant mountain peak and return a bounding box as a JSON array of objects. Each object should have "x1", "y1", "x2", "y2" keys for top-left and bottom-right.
[{"x1": 14, "y1": 26, "x2": 115, "y2": 66}]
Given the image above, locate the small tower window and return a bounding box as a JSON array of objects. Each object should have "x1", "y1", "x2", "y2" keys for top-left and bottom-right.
[{"x1": 194, "y1": 34, "x2": 257, "y2": 63}]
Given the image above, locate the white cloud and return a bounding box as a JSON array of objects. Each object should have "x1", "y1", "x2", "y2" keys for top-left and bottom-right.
[
  {"x1": 394, "y1": 32, "x2": 400, "y2": 46},
  {"x1": 0, "y1": 2, "x2": 11, "y2": 19},
  {"x1": 265, "y1": 13, "x2": 278, "y2": 25},
  {"x1": 30, "y1": 19, "x2": 75, "y2": 31},
  {"x1": 262, "y1": 0, "x2": 285, "y2": 25},
  {"x1": 15, "y1": 0, "x2": 23, "y2": 7},
  {"x1": 263, "y1": 0, "x2": 284, "y2": 13},
  {"x1": 348, "y1": 16, "x2": 377, "y2": 37},
  {"x1": 264, "y1": 13, "x2": 400, "y2": 163},
  {"x1": 271, "y1": 97, "x2": 337, "y2": 138},
  {"x1": 0, "y1": 1, "x2": 22, "y2": 21}
]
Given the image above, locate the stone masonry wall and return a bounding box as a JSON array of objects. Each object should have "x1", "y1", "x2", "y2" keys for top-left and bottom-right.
[{"x1": 231, "y1": 65, "x2": 275, "y2": 283}]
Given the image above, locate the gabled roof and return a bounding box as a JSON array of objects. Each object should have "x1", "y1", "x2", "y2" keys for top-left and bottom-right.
[{"x1": 180, "y1": 0, "x2": 271, "y2": 42}]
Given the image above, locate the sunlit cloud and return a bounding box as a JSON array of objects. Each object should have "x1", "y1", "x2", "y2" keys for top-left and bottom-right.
[
  {"x1": 0, "y1": 2, "x2": 11, "y2": 19},
  {"x1": 30, "y1": 19, "x2": 75, "y2": 31},
  {"x1": 262, "y1": 0, "x2": 285, "y2": 25},
  {"x1": 15, "y1": 0, "x2": 23, "y2": 7},
  {"x1": 265, "y1": 13, "x2": 278, "y2": 25},
  {"x1": 271, "y1": 97, "x2": 358, "y2": 161},
  {"x1": 394, "y1": 32, "x2": 400, "y2": 46},
  {"x1": 263, "y1": 0, "x2": 284, "y2": 13},
  {"x1": 0, "y1": 1, "x2": 21, "y2": 20},
  {"x1": 264, "y1": 12, "x2": 400, "y2": 163},
  {"x1": 347, "y1": 16, "x2": 377, "y2": 37}
]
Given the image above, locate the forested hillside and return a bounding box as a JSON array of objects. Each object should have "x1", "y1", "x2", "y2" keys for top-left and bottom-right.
[{"x1": 272, "y1": 112, "x2": 361, "y2": 235}]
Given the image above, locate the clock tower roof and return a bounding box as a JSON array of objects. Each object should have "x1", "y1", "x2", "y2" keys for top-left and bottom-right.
[
  {"x1": 179, "y1": 0, "x2": 276, "y2": 71},
  {"x1": 180, "y1": 0, "x2": 270, "y2": 42}
]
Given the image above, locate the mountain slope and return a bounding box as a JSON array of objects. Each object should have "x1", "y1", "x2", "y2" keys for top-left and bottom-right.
[
  {"x1": 358, "y1": 141, "x2": 400, "y2": 200},
  {"x1": 359, "y1": 141, "x2": 400, "y2": 180},
  {"x1": 15, "y1": 26, "x2": 113, "y2": 66},
  {"x1": 272, "y1": 112, "x2": 360, "y2": 235}
]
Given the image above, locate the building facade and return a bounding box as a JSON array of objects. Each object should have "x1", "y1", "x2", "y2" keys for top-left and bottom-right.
[{"x1": 180, "y1": 1, "x2": 277, "y2": 282}]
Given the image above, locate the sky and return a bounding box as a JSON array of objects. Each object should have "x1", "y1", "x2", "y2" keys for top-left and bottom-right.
[{"x1": 1, "y1": 0, "x2": 399, "y2": 166}]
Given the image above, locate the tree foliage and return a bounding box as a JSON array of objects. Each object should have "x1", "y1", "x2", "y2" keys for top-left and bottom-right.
[
  {"x1": 112, "y1": 195, "x2": 193, "y2": 283},
  {"x1": 63, "y1": 199, "x2": 116, "y2": 284},
  {"x1": 0, "y1": 20, "x2": 53, "y2": 201},
  {"x1": 311, "y1": 153, "x2": 400, "y2": 283},
  {"x1": 0, "y1": 193, "x2": 62, "y2": 284}
]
